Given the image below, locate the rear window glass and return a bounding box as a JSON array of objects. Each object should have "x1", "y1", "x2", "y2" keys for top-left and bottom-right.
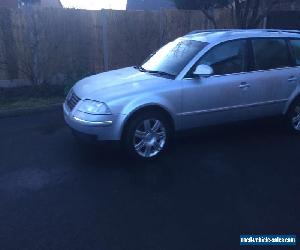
[
  {"x1": 252, "y1": 39, "x2": 291, "y2": 70},
  {"x1": 290, "y1": 39, "x2": 300, "y2": 66}
]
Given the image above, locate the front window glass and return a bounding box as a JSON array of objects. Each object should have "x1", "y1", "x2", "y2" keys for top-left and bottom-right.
[
  {"x1": 252, "y1": 39, "x2": 291, "y2": 70},
  {"x1": 141, "y1": 39, "x2": 208, "y2": 77},
  {"x1": 198, "y1": 39, "x2": 248, "y2": 75}
]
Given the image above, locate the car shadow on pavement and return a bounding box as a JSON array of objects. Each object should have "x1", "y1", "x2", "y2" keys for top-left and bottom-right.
[{"x1": 70, "y1": 116, "x2": 291, "y2": 169}]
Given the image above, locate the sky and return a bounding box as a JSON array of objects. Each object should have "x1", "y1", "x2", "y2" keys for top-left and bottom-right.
[{"x1": 60, "y1": 0, "x2": 127, "y2": 10}]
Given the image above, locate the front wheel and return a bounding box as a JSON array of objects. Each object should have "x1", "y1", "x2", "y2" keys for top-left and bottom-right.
[
  {"x1": 287, "y1": 99, "x2": 300, "y2": 134},
  {"x1": 123, "y1": 111, "x2": 171, "y2": 160}
]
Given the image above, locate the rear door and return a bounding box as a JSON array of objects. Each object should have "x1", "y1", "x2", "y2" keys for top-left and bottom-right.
[
  {"x1": 288, "y1": 38, "x2": 300, "y2": 95},
  {"x1": 243, "y1": 38, "x2": 298, "y2": 117}
]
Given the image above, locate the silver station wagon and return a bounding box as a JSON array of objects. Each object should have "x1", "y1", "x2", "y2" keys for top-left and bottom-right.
[{"x1": 64, "y1": 29, "x2": 300, "y2": 159}]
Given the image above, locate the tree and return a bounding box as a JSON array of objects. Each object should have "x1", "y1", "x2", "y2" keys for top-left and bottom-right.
[
  {"x1": 172, "y1": 0, "x2": 230, "y2": 28},
  {"x1": 232, "y1": 0, "x2": 282, "y2": 28},
  {"x1": 172, "y1": 0, "x2": 294, "y2": 28}
]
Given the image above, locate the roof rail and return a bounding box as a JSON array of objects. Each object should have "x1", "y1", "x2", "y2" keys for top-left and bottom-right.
[
  {"x1": 187, "y1": 29, "x2": 235, "y2": 35},
  {"x1": 187, "y1": 28, "x2": 300, "y2": 35},
  {"x1": 267, "y1": 29, "x2": 300, "y2": 34},
  {"x1": 246, "y1": 29, "x2": 300, "y2": 33}
]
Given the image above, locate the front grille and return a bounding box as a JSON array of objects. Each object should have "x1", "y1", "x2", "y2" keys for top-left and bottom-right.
[{"x1": 66, "y1": 91, "x2": 81, "y2": 111}]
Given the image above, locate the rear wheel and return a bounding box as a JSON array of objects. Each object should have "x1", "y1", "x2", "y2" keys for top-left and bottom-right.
[
  {"x1": 123, "y1": 111, "x2": 171, "y2": 160},
  {"x1": 287, "y1": 99, "x2": 300, "y2": 134}
]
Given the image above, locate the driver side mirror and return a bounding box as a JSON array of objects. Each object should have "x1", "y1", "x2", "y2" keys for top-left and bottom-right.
[{"x1": 193, "y1": 64, "x2": 213, "y2": 77}]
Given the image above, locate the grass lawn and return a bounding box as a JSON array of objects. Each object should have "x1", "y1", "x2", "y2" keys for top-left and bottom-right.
[
  {"x1": 0, "y1": 85, "x2": 69, "y2": 113},
  {"x1": 0, "y1": 96, "x2": 65, "y2": 112}
]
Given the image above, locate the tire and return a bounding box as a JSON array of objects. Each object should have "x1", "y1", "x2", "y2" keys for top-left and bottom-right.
[
  {"x1": 122, "y1": 111, "x2": 172, "y2": 160},
  {"x1": 287, "y1": 98, "x2": 300, "y2": 134}
]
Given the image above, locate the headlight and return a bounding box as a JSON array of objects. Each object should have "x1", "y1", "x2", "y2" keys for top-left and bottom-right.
[{"x1": 77, "y1": 100, "x2": 111, "y2": 115}]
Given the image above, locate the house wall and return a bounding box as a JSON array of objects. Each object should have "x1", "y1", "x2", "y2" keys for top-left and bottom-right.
[
  {"x1": 274, "y1": 0, "x2": 300, "y2": 11},
  {"x1": 266, "y1": 0, "x2": 300, "y2": 29},
  {"x1": 0, "y1": 0, "x2": 18, "y2": 8},
  {"x1": 41, "y1": 0, "x2": 62, "y2": 8},
  {"x1": 127, "y1": 0, "x2": 176, "y2": 10},
  {"x1": 267, "y1": 11, "x2": 300, "y2": 29},
  {"x1": 0, "y1": 0, "x2": 62, "y2": 8},
  {"x1": 126, "y1": 0, "x2": 300, "y2": 11}
]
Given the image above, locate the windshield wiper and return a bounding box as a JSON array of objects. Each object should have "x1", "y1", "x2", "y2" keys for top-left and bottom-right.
[
  {"x1": 136, "y1": 66, "x2": 175, "y2": 79},
  {"x1": 135, "y1": 66, "x2": 146, "y2": 72}
]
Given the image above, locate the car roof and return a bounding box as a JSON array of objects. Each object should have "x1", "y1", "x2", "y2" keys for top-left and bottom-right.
[{"x1": 183, "y1": 29, "x2": 300, "y2": 43}]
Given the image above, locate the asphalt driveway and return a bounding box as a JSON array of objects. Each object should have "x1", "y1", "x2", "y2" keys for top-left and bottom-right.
[{"x1": 0, "y1": 109, "x2": 299, "y2": 250}]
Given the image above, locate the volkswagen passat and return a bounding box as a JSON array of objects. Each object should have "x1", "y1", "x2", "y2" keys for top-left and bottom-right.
[{"x1": 64, "y1": 29, "x2": 300, "y2": 159}]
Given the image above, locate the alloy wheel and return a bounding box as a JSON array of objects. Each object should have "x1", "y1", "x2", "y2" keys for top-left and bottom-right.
[
  {"x1": 291, "y1": 105, "x2": 300, "y2": 131},
  {"x1": 133, "y1": 119, "x2": 167, "y2": 158}
]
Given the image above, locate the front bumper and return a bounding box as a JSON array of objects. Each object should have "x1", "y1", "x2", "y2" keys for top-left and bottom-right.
[{"x1": 63, "y1": 103, "x2": 125, "y2": 141}]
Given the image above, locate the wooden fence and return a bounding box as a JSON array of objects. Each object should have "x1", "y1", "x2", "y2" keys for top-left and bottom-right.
[{"x1": 0, "y1": 8, "x2": 233, "y2": 87}]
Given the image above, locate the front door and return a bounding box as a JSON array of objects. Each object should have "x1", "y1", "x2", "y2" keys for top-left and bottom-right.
[{"x1": 181, "y1": 39, "x2": 252, "y2": 130}]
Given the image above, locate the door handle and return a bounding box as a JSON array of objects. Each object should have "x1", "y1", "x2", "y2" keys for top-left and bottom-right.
[
  {"x1": 288, "y1": 76, "x2": 297, "y2": 82},
  {"x1": 239, "y1": 82, "x2": 251, "y2": 89}
]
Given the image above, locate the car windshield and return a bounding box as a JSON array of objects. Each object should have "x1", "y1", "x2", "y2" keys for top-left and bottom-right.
[{"x1": 140, "y1": 39, "x2": 208, "y2": 77}]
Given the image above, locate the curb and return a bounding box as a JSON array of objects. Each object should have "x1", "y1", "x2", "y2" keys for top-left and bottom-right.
[{"x1": 0, "y1": 103, "x2": 63, "y2": 119}]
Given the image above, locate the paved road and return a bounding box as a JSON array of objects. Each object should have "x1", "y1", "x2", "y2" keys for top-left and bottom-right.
[{"x1": 0, "y1": 109, "x2": 299, "y2": 250}]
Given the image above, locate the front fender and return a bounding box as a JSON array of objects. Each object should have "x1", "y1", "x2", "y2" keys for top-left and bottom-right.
[{"x1": 118, "y1": 94, "x2": 181, "y2": 134}]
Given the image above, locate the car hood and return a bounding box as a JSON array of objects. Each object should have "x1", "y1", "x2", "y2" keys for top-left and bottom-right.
[{"x1": 73, "y1": 67, "x2": 173, "y2": 102}]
